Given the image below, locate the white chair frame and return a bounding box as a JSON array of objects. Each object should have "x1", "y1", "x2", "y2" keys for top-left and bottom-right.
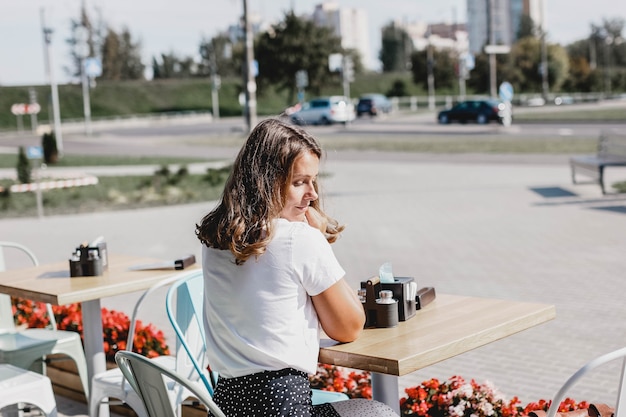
[
  {"x1": 115, "y1": 350, "x2": 226, "y2": 417},
  {"x1": 547, "y1": 347, "x2": 626, "y2": 417},
  {"x1": 0, "y1": 241, "x2": 90, "y2": 401},
  {"x1": 0, "y1": 363, "x2": 58, "y2": 417},
  {"x1": 89, "y1": 272, "x2": 197, "y2": 417}
]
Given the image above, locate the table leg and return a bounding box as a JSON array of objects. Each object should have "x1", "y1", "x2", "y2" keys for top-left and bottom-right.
[
  {"x1": 82, "y1": 299, "x2": 110, "y2": 417},
  {"x1": 371, "y1": 372, "x2": 401, "y2": 415}
]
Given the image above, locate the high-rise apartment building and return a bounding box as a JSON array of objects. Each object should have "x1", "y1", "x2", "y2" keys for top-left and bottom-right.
[
  {"x1": 467, "y1": 0, "x2": 544, "y2": 54},
  {"x1": 312, "y1": 2, "x2": 371, "y2": 69}
]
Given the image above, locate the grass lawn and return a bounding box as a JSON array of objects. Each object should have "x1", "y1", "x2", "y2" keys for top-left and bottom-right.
[
  {"x1": 0, "y1": 154, "x2": 208, "y2": 169},
  {"x1": 0, "y1": 164, "x2": 230, "y2": 219}
]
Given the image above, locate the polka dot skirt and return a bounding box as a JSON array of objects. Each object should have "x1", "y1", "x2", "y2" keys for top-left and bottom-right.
[{"x1": 208, "y1": 368, "x2": 398, "y2": 417}]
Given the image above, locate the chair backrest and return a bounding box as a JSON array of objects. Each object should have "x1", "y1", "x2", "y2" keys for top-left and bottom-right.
[
  {"x1": 115, "y1": 350, "x2": 226, "y2": 417},
  {"x1": 0, "y1": 242, "x2": 45, "y2": 331},
  {"x1": 165, "y1": 269, "x2": 351, "y2": 406},
  {"x1": 547, "y1": 347, "x2": 626, "y2": 417},
  {"x1": 165, "y1": 270, "x2": 215, "y2": 395}
]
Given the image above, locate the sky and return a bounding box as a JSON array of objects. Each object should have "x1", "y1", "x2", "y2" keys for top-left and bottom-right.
[{"x1": 1, "y1": 0, "x2": 624, "y2": 87}]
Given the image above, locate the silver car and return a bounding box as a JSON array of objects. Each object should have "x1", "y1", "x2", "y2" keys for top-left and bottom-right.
[{"x1": 290, "y1": 96, "x2": 355, "y2": 125}]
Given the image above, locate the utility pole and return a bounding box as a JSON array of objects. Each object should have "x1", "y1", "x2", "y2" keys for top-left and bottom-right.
[
  {"x1": 210, "y1": 39, "x2": 221, "y2": 120},
  {"x1": 243, "y1": 0, "x2": 257, "y2": 133},
  {"x1": 426, "y1": 28, "x2": 435, "y2": 110},
  {"x1": 488, "y1": 0, "x2": 497, "y2": 98},
  {"x1": 41, "y1": 8, "x2": 64, "y2": 156},
  {"x1": 77, "y1": 24, "x2": 93, "y2": 137},
  {"x1": 540, "y1": 26, "x2": 549, "y2": 100},
  {"x1": 342, "y1": 55, "x2": 354, "y2": 100}
]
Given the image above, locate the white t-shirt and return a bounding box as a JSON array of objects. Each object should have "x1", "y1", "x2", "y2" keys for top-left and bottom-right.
[{"x1": 202, "y1": 218, "x2": 345, "y2": 378}]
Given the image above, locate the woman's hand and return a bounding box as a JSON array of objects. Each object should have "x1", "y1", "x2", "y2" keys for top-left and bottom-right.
[{"x1": 305, "y1": 206, "x2": 327, "y2": 234}]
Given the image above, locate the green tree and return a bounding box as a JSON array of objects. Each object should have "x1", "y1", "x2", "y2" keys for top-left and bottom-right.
[
  {"x1": 386, "y1": 79, "x2": 409, "y2": 97},
  {"x1": 466, "y1": 52, "x2": 492, "y2": 94},
  {"x1": 198, "y1": 35, "x2": 243, "y2": 79},
  {"x1": 508, "y1": 37, "x2": 569, "y2": 92},
  {"x1": 410, "y1": 49, "x2": 457, "y2": 91},
  {"x1": 101, "y1": 27, "x2": 144, "y2": 80},
  {"x1": 152, "y1": 53, "x2": 196, "y2": 79},
  {"x1": 562, "y1": 56, "x2": 599, "y2": 92},
  {"x1": 16, "y1": 147, "x2": 31, "y2": 184},
  {"x1": 42, "y1": 131, "x2": 58, "y2": 164},
  {"x1": 65, "y1": 4, "x2": 104, "y2": 80},
  {"x1": 380, "y1": 22, "x2": 413, "y2": 72},
  {"x1": 255, "y1": 11, "x2": 344, "y2": 102},
  {"x1": 516, "y1": 15, "x2": 537, "y2": 40}
]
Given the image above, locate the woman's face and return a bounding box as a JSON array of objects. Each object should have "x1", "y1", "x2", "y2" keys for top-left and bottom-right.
[{"x1": 280, "y1": 151, "x2": 319, "y2": 222}]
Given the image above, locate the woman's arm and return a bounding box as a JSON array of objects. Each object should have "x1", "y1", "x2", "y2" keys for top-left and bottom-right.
[{"x1": 311, "y1": 278, "x2": 365, "y2": 343}]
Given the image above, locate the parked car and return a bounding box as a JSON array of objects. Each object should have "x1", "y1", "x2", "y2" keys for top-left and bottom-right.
[
  {"x1": 290, "y1": 96, "x2": 355, "y2": 125},
  {"x1": 437, "y1": 99, "x2": 506, "y2": 125},
  {"x1": 356, "y1": 94, "x2": 392, "y2": 117}
]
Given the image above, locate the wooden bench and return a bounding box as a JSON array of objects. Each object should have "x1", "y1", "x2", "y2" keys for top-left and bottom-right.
[{"x1": 570, "y1": 132, "x2": 626, "y2": 194}]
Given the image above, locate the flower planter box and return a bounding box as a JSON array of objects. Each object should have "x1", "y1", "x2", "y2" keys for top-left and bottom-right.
[{"x1": 46, "y1": 354, "x2": 207, "y2": 417}]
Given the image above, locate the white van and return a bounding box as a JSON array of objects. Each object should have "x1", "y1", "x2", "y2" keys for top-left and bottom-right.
[{"x1": 290, "y1": 96, "x2": 355, "y2": 125}]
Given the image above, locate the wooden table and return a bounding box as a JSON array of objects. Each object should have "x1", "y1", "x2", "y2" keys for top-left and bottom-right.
[
  {"x1": 0, "y1": 253, "x2": 198, "y2": 416},
  {"x1": 319, "y1": 293, "x2": 556, "y2": 414}
]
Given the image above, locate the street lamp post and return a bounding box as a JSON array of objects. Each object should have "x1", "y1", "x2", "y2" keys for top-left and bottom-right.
[
  {"x1": 76, "y1": 25, "x2": 93, "y2": 137},
  {"x1": 40, "y1": 8, "x2": 64, "y2": 156},
  {"x1": 426, "y1": 30, "x2": 435, "y2": 110},
  {"x1": 603, "y1": 34, "x2": 623, "y2": 97},
  {"x1": 242, "y1": 0, "x2": 257, "y2": 133},
  {"x1": 210, "y1": 40, "x2": 221, "y2": 120},
  {"x1": 540, "y1": 26, "x2": 549, "y2": 100}
]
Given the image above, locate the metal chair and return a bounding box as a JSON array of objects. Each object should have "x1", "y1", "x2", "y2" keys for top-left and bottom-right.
[
  {"x1": 115, "y1": 350, "x2": 226, "y2": 417},
  {"x1": 547, "y1": 347, "x2": 626, "y2": 417},
  {"x1": 0, "y1": 363, "x2": 58, "y2": 417},
  {"x1": 89, "y1": 272, "x2": 199, "y2": 417},
  {"x1": 0, "y1": 241, "x2": 90, "y2": 400},
  {"x1": 165, "y1": 270, "x2": 350, "y2": 405}
]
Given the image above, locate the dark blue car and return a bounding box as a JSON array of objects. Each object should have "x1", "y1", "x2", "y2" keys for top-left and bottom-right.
[{"x1": 437, "y1": 99, "x2": 506, "y2": 124}]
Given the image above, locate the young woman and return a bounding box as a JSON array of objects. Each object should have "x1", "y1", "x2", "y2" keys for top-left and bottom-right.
[{"x1": 196, "y1": 118, "x2": 398, "y2": 417}]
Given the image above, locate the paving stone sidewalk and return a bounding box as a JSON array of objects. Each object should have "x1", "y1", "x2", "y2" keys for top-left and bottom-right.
[{"x1": 2, "y1": 153, "x2": 625, "y2": 417}]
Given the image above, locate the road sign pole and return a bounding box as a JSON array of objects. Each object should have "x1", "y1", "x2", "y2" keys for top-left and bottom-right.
[
  {"x1": 16, "y1": 115, "x2": 24, "y2": 134},
  {"x1": 41, "y1": 8, "x2": 64, "y2": 156},
  {"x1": 81, "y1": 58, "x2": 93, "y2": 137}
]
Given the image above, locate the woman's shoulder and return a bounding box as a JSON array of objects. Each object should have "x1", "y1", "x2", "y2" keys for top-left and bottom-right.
[{"x1": 275, "y1": 218, "x2": 325, "y2": 241}]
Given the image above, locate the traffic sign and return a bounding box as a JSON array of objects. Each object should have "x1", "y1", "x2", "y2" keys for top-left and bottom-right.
[
  {"x1": 11, "y1": 103, "x2": 41, "y2": 115},
  {"x1": 485, "y1": 44, "x2": 511, "y2": 54},
  {"x1": 296, "y1": 70, "x2": 308, "y2": 88},
  {"x1": 499, "y1": 82, "x2": 514, "y2": 102},
  {"x1": 84, "y1": 57, "x2": 102, "y2": 77},
  {"x1": 462, "y1": 53, "x2": 475, "y2": 71},
  {"x1": 26, "y1": 146, "x2": 43, "y2": 160}
]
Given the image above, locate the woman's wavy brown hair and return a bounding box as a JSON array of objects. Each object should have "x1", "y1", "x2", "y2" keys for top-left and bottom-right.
[{"x1": 196, "y1": 118, "x2": 344, "y2": 265}]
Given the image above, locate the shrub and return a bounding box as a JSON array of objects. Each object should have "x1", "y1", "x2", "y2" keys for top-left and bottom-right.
[
  {"x1": 16, "y1": 146, "x2": 31, "y2": 183},
  {"x1": 42, "y1": 131, "x2": 58, "y2": 164}
]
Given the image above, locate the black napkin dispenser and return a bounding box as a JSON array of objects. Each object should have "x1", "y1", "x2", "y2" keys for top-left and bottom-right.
[{"x1": 360, "y1": 276, "x2": 417, "y2": 327}]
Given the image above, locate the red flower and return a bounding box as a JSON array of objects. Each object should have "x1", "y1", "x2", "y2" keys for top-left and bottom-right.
[{"x1": 10, "y1": 297, "x2": 170, "y2": 362}]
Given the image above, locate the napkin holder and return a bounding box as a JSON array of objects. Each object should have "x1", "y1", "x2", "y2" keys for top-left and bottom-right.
[
  {"x1": 69, "y1": 240, "x2": 108, "y2": 277},
  {"x1": 382, "y1": 276, "x2": 417, "y2": 321},
  {"x1": 360, "y1": 276, "x2": 417, "y2": 327}
]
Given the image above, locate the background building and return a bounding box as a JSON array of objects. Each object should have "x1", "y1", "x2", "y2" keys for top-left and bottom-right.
[
  {"x1": 404, "y1": 21, "x2": 469, "y2": 54},
  {"x1": 467, "y1": 0, "x2": 545, "y2": 54},
  {"x1": 312, "y1": 2, "x2": 371, "y2": 69}
]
